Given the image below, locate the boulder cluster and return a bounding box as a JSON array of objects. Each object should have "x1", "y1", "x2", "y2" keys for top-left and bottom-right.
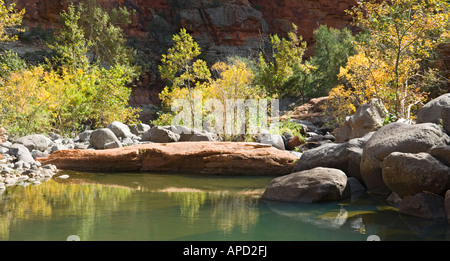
[{"x1": 262, "y1": 94, "x2": 450, "y2": 222}]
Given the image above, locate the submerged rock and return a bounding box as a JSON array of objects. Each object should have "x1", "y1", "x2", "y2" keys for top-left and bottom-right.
[{"x1": 399, "y1": 192, "x2": 446, "y2": 220}]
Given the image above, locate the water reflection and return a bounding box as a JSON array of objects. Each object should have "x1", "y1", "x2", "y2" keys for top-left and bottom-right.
[
  {"x1": 161, "y1": 187, "x2": 260, "y2": 233},
  {"x1": 0, "y1": 172, "x2": 448, "y2": 240},
  {"x1": 0, "y1": 179, "x2": 134, "y2": 240}
]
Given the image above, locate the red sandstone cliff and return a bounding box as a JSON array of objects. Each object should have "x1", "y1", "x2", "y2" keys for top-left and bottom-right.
[
  {"x1": 14, "y1": 0, "x2": 356, "y2": 49},
  {"x1": 11, "y1": 0, "x2": 357, "y2": 120}
]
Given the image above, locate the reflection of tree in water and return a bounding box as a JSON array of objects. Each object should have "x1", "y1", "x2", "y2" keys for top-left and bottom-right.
[
  {"x1": 0, "y1": 180, "x2": 134, "y2": 240},
  {"x1": 166, "y1": 189, "x2": 207, "y2": 222},
  {"x1": 210, "y1": 193, "x2": 259, "y2": 234},
  {"x1": 167, "y1": 189, "x2": 259, "y2": 233}
]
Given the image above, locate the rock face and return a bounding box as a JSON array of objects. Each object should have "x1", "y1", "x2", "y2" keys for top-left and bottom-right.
[
  {"x1": 261, "y1": 167, "x2": 349, "y2": 203},
  {"x1": 360, "y1": 122, "x2": 450, "y2": 195},
  {"x1": 382, "y1": 152, "x2": 450, "y2": 198},
  {"x1": 37, "y1": 142, "x2": 298, "y2": 175}
]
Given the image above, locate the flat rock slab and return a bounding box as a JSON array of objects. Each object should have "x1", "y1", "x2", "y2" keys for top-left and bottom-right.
[{"x1": 37, "y1": 142, "x2": 298, "y2": 175}]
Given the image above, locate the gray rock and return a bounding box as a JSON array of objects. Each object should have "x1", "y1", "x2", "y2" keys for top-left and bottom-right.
[
  {"x1": 0, "y1": 147, "x2": 8, "y2": 154},
  {"x1": 334, "y1": 99, "x2": 386, "y2": 143},
  {"x1": 360, "y1": 122, "x2": 450, "y2": 195},
  {"x1": 104, "y1": 140, "x2": 122, "y2": 149},
  {"x1": 382, "y1": 152, "x2": 450, "y2": 198},
  {"x1": 129, "y1": 123, "x2": 151, "y2": 136},
  {"x1": 347, "y1": 177, "x2": 366, "y2": 202},
  {"x1": 9, "y1": 143, "x2": 35, "y2": 164},
  {"x1": 442, "y1": 106, "x2": 450, "y2": 134},
  {"x1": 15, "y1": 134, "x2": 53, "y2": 152},
  {"x1": 445, "y1": 190, "x2": 450, "y2": 224},
  {"x1": 89, "y1": 128, "x2": 121, "y2": 149},
  {"x1": 428, "y1": 145, "x2": 450, "y2": 167},
  {"x1": 295, "y1": 133, "x2": 372, "y2": 182},
  {"x1": 399, "y1": 192, "x2": 446, "y2": 220},
  {"x1": 165, "y1": 125, "x2": 202, "y2": 141},
  {"x1": 50, "y1": 144, "x2": 68, "y2": 153},
  {"x1": 121, "y1": 137, "x2": 135, "y2": 146},
  {"x1": 107, "y1": 121, "x2": 133, "y2": 138},
  {"x1": 78, "y1": 130, "x2": 93, "y2": 142},
  {"x1": 189, "y1": 132, "x2": 217, "y2": 142},
  {"x1": 142, "y1": 126, "x2": 180, "y2": 143},
  {"x1": 31, "y1": 150, "x2": 49, "y2": 159},
  {"x1": 257, "y1": 133, "x2": 285, "y2": 150},
  {"x1": 48, "y1": 132, "x2": 62, "y2": 140},
  {"x1": 261, "y1": 167, "x2": 349, "y2": 203},
  {"x1": 416, "y1": 93, "x2": 450, "y2": 124}
]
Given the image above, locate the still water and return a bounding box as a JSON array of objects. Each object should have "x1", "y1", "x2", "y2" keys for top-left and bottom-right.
[{"x1": 0, "y1": 171, "x2": 448, "y2": 241}]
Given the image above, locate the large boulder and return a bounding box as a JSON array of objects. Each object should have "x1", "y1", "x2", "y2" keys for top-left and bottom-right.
[
  {"x1": 428, "y1": 145, "x2": 450, "y2": 167},
  {"x1": 107, "y1": 121, "x2": 133, "y2": 139},
  {"x1": 9, "y1": 143, "x2": 35, "y2": 164},
  {"x1": 382, "y1": 152, "x2": 450, "y2": 198},
  {"x1": 334, "y1": 100, "x2": 385, "y2": 143},
  {"x1": 129, "y1": 123, "x2": 151, "y2": 136},
  {"x1": 294, "y1": 133, "x2": 372, "y2": 182},
  {"x1": 261, "y1": 167, "x2": 349, "y2": 203},
  {"x1": 37, "y1": 142, "x2": 298, "y2": 175},
  {"x1": 398, "y1": 192, "x2": 446, "y2": 220},
  {"x1": 142, "y1": 126, "x2": 180, "y2": 143},
  {"x1": 15, "y1": 134, "x2": 53, "y2": 152},
  {"x1": 360, "y1": 122, "x2": 450, "y2": 195},
  {"x1": 416, "y1": 93, "x2": 450, "y2": 124},
  {"x1": 89, "y1": 128, "x2": 122, "y2": 150}
]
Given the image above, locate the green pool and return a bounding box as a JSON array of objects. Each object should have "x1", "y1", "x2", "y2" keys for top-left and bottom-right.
[{"x1": 0, "y1": 171, "x2": 448, "y2": 241}]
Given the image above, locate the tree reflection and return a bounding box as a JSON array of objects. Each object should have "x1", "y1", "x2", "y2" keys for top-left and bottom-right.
[
  {"x1": 0, "y1": 180, "x2": 134, "y2": 240},
  {"x1": 166, "y1": 188, "x2": 260, "y2": 234}
]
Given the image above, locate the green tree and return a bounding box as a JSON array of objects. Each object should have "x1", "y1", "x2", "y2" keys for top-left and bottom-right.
[
  {"x1": 158, "y1": 28, "x2": 211, "y2": 127},
  {"x1": 76, "y1": 0, "x2": 136, "y2": 67},
  {"x1": 0, "y1": 49, "x2": 27, "y2": 79},
  {"x1": 308, "y1": 25, "x2": 356, "y2": 98},
  {"x1": 49, "y1": 3, "x2": 90, "y2": 72},
  {"x1": 256, "y1": 24, "x2": 315, "y2": 99}
]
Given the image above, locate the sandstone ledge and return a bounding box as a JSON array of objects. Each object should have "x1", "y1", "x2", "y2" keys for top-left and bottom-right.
[{"x1": 37, "y1": 142, "x2": 298, "y2": 175}]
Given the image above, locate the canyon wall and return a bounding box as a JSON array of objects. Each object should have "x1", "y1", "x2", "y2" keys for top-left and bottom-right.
[{"x1": 11, "y1": 0, "x2": 356, "y2": 121}]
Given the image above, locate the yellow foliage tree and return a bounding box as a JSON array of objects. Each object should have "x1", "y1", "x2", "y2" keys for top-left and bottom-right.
[
  {"x1": 329, "y1": 0, "x2": 450, "y2": 123},
  {"x1": 0, "y1": 0, "x2": 24, "y2": 42}
]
